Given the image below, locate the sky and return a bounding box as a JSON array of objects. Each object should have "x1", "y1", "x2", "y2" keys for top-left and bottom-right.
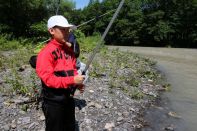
[
  {"x1": 73, "y1": 0, "x2": 102, "y2": 9},
  {"x1": 74, "y1": 0, "x2": 90, "y2": 9}
]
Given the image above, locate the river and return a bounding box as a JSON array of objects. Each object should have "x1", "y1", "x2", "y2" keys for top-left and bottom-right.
[{"x1": 109, "y1": 46, "x2": 197, "y2": 131}]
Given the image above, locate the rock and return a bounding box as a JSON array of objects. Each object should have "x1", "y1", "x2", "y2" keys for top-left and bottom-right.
[
  {"x1": 95, "y1": 103, "x2": 102, "y2": 109},
  {"x1": 135, "y1": 123, "x2": 143, "y2": 129},
  {"x1": 0, "y1": 103, "x2": 3, "y2": 109},
  {"x1": 13, "y1": 97, "x2": 30, "y2": 104},
  {"x1": 11, "y1": 119, "x2": 16, "y2": 129},
  {"x1": 122, "y1": 112, "x2": 129, "y2": 117},
  {"x1": 100, "y1": 98, "x2": 105, "y2": 102},
  {"x1": 156, "y1": 85, "x2": 166, "y2": 91},
  {"x1": 28, "y1": 122, "x2": 36, "y2": 129},
  {"x1": 21, "y1": 97, "x2": 30, "y2": 102},
  {"x1": 11, "y1": 123, "x2": 16, "y2": 129},
  {"x1": 104, "y1": 102, "x2": 113, "y2": 108},
  {"x1": 129, "y1": 107, "x2": 135, "y2": 112},
  {"x1": 87, "y1": 102, "x2": 95, "y2": 108},
  {"x1": 148, "y1": 91, "x2": 158, "y2": 97},
  {"x1": 117, "y1": 112, "x2": 122, "y2": 116},
  {"x1": 2, "y1": 125, "x2": 10, "y2": 131},
  {"x1": 39, "y1": 115, "x2": 45, "y2": 121},
  {"x1": 84, "y1": 118, "x2": 92, "y2": 124},
  {"x1": 13, "y1": 99, "x2": 23, "y2": 104},
  {"x1": 147, "y1": 79, "x2": 153, "y2": 83},
  {"x1": 3, "y1": 101, "x2": 12, "y2": 106},
  {"x1": 18, "y1": 65, "x2": 28, "y2": 72},
  {"x1": 88, "y1": 101, "x2": 101, "y2": 109},
  {"x1": 104, "y1": 122, "x2": 115, "y2": 130},
  {"x1": 89, "y1": 90, "x2": 94, "y2": 93},
  {"x1": 19, "y1": 110, "x2": 26, "y2": 115},
  {"x1": 39, "y1": 128, "x2": 45, "y2": 131},
  {"x1": 164, "y1": 125, "x2": 175, "y2": 131},
  {"x1": 84, "y1": 126, "x2": 94, "y2": 131},
  {"x1": 104, "y1": 111, "x2": 110, "y2": 115},
  {"x1": 18, "y1": 117, "x2": 31, "y2": 125},
  {"x1": 117, "y1": 117, "x2": 124, "y2": 122},
  {"x1": 81, "y1": 108, "x2": 86, "y2": 113},
  {"x1": 27, "y1": 109, "x2": 31, "y2": 112},
  {"x1": 98, "y1": 87, "x2": 103, "y2": 92},
  {"x1": 0, "y1": 80, "x2": 5, "y2": 84},
  {"x1": 143, "y1": 90, "x2": 157, "y2": 97},
  {"x1": 127, "y1": 119, "x2": 133, "y2": 123},
  {"x1": 168, "y1": 111, "x2": 181, "y2": 118}
]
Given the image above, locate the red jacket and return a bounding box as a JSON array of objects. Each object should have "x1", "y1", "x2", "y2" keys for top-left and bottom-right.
[{"x1": 36, "y1": 39, "x2": 78, "y2": 89}]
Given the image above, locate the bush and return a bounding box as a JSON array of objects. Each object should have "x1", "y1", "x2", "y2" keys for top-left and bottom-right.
[
  {"x1": 0, "y1": 35, "x2": 21, "y2": 51},
  {"x1": 0, "y1": 34, "x2": 33, "y2": 51},
  {"x1": 29, "y1": 21, "x2": 49, "y2": 42},
  {"x1": 76, "y1": 31, "x2": 102, "y2": 53}
]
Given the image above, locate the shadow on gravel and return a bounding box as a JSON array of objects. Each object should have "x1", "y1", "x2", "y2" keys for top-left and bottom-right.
[
  {"x1": 74, "y1": 98, "x2": 87, "y2": 131},
  {"x1": 74, "y1": 98, "x2": 87, "y2": 110}
]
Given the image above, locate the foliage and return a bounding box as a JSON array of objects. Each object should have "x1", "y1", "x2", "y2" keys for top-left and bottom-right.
[
  {"x1": 29, "y1": 21, "x2": 49, "y2": 41},
  {"x1": 77, "y1": 32, "x2": 102, "y2": 53},
  {"x1": 5, "y1": 68, "x2": 29, "y2": 95},
  {"x1": 0, "y1": 0, "x2": 48, "y2": 37},
  {"x1": 0, "y1": 0, "x2": 197, "y2": 47},
  {"x1": 0, "y1": 0, "x2": 75, "y2": 40},
  {"x1": 1, "y1": 47, "x2": 39, "y2": 95},
  {"x1": 76, "y1": 0, "x2": 197, "y2": 47},
  {"x1": 0, "y1": 34, "x2": 33, "y2": 51}
]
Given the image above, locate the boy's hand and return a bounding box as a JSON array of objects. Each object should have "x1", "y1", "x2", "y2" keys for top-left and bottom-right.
[
  {"x1": 77, "y1": 84, "x2": 85, "y2": 94},
  {"x1": 65, "y1": 42, "x2": 72, "y2": 47},
  {"x1": 74, "y1": 75, "x2": 85, "y2": 84}
]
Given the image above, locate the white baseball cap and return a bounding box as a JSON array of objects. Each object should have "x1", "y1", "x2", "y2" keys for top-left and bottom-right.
[{"x1": 47, "y1": 15, "x2": 74, "y2": 29}]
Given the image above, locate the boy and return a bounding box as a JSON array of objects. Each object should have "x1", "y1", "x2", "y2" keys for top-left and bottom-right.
[{"x1": 36, "y1": 15, "x2": 85, "y2": 131}]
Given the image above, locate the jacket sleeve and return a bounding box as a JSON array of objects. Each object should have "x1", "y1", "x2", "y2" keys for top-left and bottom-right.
[{"x1": 36, "y1": 50, "x2": 75, "y2": 89}]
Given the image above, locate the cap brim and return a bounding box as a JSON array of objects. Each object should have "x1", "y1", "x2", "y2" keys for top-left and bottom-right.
[
  {"x1": 55, "y1": 23, "x2": 73, "y2": 28},
  {"x1": 69, "y1": 25, "x2": 77, "y2": 30},
  {"x1": 66, "y1": 24, "x2": 74, "y2": 28},
  {"x1": 62, "y1": 24, "x2": 77, "y2": 30}
]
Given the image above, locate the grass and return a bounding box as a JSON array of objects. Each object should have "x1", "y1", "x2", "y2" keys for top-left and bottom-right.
[
  {"x1": 0, "y1": 34, "x2": 32, "y2": 51},
  {"x1": 0, "y1": 38, "x2": 36, "y2": 95}
]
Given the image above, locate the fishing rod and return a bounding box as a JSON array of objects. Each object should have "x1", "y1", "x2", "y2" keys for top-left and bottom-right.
[
  {"x1": 39, "y1": 8, "x2": 116, "y2": 44},
  {"x1": 82, "y1": 0, "x2": 125, "y2": 75},
  {"x1": 76, "y1": 9, "x2": 116, "y2": 28},
  {"x1": 55, "y1": 0, "x2": 116, "y2": 28},
  {"x1": 56, "y1": 0, "x2": 61, "y2": 15}
]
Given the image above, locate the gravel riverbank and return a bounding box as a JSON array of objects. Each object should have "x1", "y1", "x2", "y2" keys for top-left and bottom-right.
[{"x1": 0, "y1": 48, "x2": 167, "y2": 131}]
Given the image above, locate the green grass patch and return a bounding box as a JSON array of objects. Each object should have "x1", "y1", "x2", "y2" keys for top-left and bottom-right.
[{"x1": 0, "y1": 35, "x2": 33, "y2": 51}]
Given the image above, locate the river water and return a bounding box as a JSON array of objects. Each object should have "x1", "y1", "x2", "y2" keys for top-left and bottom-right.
[{"x1": 109, "y1": 46, "x2": 197, "y2": 131}]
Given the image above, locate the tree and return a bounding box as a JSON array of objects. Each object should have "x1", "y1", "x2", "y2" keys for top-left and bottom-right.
[
  {"x1": 0, "y1": 0, "x2": 76, "y2": 39},
  {"x1": 0, "y1": 0, "x2": 48, "y2": 37}
]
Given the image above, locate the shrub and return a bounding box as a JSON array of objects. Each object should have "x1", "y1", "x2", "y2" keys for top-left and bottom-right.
[
  {"x1": 77, "y1": 32, "x2": 102, "y2": 53},
  {"x1": 0, "y1": 34, "x2": 33, "y2": 51}
]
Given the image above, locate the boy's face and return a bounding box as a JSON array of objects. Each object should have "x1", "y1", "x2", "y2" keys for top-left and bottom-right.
[{"x1": 49, "y1": 26, "x2": 70, "y2": 44}]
